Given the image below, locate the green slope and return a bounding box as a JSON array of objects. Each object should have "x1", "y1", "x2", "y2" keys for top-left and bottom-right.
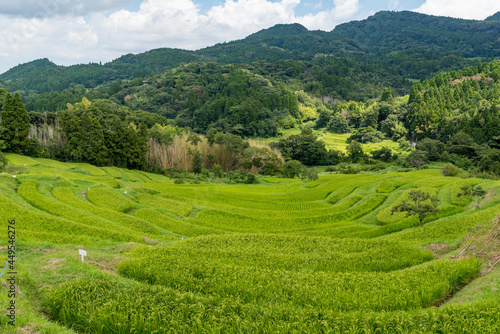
[{"x1": 1, "y1": 154, "x2": 500, "y2": 332}]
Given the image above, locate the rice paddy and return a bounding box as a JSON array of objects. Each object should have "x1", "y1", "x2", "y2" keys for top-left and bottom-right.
[{"x1": 1, "y1": 153, "x2": 500, "y2": 333}]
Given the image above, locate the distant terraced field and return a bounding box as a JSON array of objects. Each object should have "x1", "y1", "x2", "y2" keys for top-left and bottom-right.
[{"x1": 1, "y1": 154, "x2": 499, "y2": 333}]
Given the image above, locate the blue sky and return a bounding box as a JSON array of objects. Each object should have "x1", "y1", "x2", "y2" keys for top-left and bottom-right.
[
  {"x1": 0, "y1": 0, "x2": 498, "y2": 74},
  {"x1": 123, "y1": 0, "x2": 427, "y2": 17}
]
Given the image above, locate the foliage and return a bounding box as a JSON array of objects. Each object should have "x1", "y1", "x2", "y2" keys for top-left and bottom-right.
[
  {"x1": 348, "y1": 126, "x2": 385, "y2": 143},
  {"x1": 416, "y1": 138, "x2": 445, "y2": 161},
  {"x1": 391, "y1": 189, "x2": 439, "y2": 227},
  {"x1": 189, "y1": 149, "x2": 203, "y2": 174},
  {"x1": 302, "y1": 167, "x2": 319, "y2": 181},
  {"x1": 0, "y1": 92, "x2": 30, "y2": 153},
  {"x1": 406, "y1": 150, "x2": 429, "y2": 167},
  {"x1": 346, "y1": 140, "x2": 364, "y2": 163},
  {"x1": 478, "y1": 149, "x2": 500, "y2": 176},
  {"x1": 56, "y1": 98, "x2": 150, "y2": 168},
  {"x1": 441, "y1": 163, "x2": 462, "y2": 177},
  {"x1": 0, "y1": 151, "x2": 6, "y2": 171},
  {"x1": 371, "y1": 146, "x2": 394, "y2": 162},
  {"x1": 271, "y1": 129, "x2": 328, "y2": 165},
  {"x1": 281, "y1": 160, "x2": 306, "y2": 178},
  {"x1": 458, "y1": 183, "x2": 487, "y2": 209},
  {"x1": 406, "y1": 62, "x2": 500, "y2": 143},
  {"x1": 334, "y1": 162, "x2": 361, "y2": 174},
  {"x1": 327, "y1": 112, "x2": 350, "y2": 133}
]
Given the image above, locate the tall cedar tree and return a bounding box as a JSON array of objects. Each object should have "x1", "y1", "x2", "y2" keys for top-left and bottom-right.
[{"x1": 0, "y1": 93, "x2": 30, "y2": 153}]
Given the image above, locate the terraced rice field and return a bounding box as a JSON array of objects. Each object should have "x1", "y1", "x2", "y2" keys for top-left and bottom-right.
[
  {"x1": 1, "y1": 154, "x2": 500, "y2": 333},
  {"x1": 319, "y1": 133, "x2": 402, "y2": 153}
]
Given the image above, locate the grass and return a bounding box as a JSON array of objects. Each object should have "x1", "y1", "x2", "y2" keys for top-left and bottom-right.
[{"x1": 1, "y1": 155, "x2": 500, "y2": 332}]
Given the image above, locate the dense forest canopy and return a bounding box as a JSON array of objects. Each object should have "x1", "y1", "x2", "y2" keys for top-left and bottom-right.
[
  {"x1": 1, "y1": 11, "x2": 499, "y2": 95},
  {"x1": 0, "y1": 10, "x2": 499, "y2": 180}
]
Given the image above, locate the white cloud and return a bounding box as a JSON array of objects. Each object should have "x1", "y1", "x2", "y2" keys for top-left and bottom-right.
[
  {"x1": 414, "y1": 0, "x2": 500, "y2": 20},
  {"x1": 299, "y1": 0, "x2": 359, "y2": 30},
  {"x1": 0, "y1": 0, "x2": 132, "y2": 18},
  {"x1": 0, "y1": 0, "x2": 363, "y2": 74}
]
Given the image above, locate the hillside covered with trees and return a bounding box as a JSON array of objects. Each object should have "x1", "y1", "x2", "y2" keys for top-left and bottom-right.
[{"x1": 1, "y1": 11, "x2": 499, "y2": 95}]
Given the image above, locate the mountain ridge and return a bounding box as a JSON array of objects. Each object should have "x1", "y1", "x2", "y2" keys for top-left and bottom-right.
[{"x1": 1, "y1": 10, "x2": 499, "y2": 94}]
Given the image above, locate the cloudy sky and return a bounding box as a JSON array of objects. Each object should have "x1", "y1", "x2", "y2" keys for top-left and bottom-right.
[{"x1": 0, "y1": 0, "x2": 499, "y2": 74}]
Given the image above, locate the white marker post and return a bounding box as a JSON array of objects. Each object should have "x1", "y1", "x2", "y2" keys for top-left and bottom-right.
[{"x1": 79, "y1": 249, "x2": 87, "y2": 263}]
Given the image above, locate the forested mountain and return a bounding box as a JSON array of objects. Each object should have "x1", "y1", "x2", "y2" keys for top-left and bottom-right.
[
  {"x1": 24, "y1": 59, "x2": 410, "y2": 130},
  {"x1": 2, "y1": 11, "x2": 499, "y2": 95},
  {"x1": 331, "y1": 11, "x2": 500, "y2": 57}
]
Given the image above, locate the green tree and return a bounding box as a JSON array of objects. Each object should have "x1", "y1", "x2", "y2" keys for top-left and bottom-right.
[
  {"x1": 406, "y1": 150, "x2": 429, "y2": 167},
  {"x1": 272, "y1": 129, "x2": 328, "y2": 166},
  {"x1": 302, "y1": 168, "x2": 319, "y2": 181},
  {"x1": 282, "y1": 160, "x2": 306, "y2": 178},
  {"x1": 478, "y1": 149, "x2": 500, "y2": 175},
  {"x1": 187, "y1": 132, "x2": 202, "y2": 146},
  {"x1": 0, "y1": 93, "x2": 31, "y2": 153},
  {"x1": 458, "y1": 183, "x2": 487, "y2": 209},
  {"x1": 347, "y1": 140, "x2": 364, "y2": 163},
  {"x1": 78, "y1": 113, "x2": 108, "y2": 166},
  {"x1": 380, "y1": 87, "x2": 393, "y2": 102},
  {"x1": 212, "y1": 164, "x2": 223, "y2": 177},
  {"x1": 190, "y1": 149, "x2": 203, "y2": 174},
  {"x1": 391, "y1": 190, "x2": 439, "y2": 227},
  {"x1": 371, "y1": 147, "x2": 394, "y2": 162},
  {"x1": 327, "y1": 113, "x2": 350, "y2": 133}
]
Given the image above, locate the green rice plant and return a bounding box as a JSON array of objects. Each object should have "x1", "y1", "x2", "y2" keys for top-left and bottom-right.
[
  {"x1": 136, "y1": 193, "x2": 193, "y2": 217},
  {"x1": 131, "y1": 171, "x2": 150, "y2": 182},
  {"x1": 376, "y1": 188, "x2": 438, "y2": 225},
  {"x1": 413, "y1": 175, "x2": 454, "y2": 188},
  {"x1": 27, "y1": 167, "x2": 120, "y2": 188},
  {"x1": 0, "y1": 190, "x2": 122, "y2": 245},
  {"x1": 118, "y1": 240, "x2": 479, "y2": 313},
  {"x1": 17, "y1": 180, "x2": 139, "y2": 242},
  {"x1": 87, "y1": 187, "x2": 135, "y2": 213},
  {"x1": 326, "y1": 185, "x2": 357, "y2": 204},
  {"x1": 33, "y1": 158, "x2": 75, "y2": 170},
  {"x1": 4, "y1": 153, "x2": 40, "y2": 166},
  {"x1": 100, "y1": 167, "x2": 122, "y2": 179},
  {"x1": 53, "y1": 187, "x2": 160, "y2": 236},
  {"x1": 386, "y1": 202, "x2": 500, "y2": 244},
  {"x1": 192, "y1": 193, "x2": 387, "y2": 232},
  {"x1": 135, "y1": 208, "x2": 224, "y2": 237},
  {"x1": 47, "y1": 273, "x2": 500, "y2": 334},
  {"x1": 135, "y1": 170, "x2": 172, "y2": 183},
  {"x1": 450, "y1": 178, "x2": 484, "y2": 207},
  {"x1": 376, "y1": 178, "x2": 408, "y2": 193},
  {"x1": 72, "y1": 163, "x2": 107, "y2": 176},
  {"x1": 16, "y1": 229, "x2": 92, "y2": 245},
  {"x1": 132, "y1": 234, "x2": 433, "y2": 273},
  {"x1": 305, "y1": 178, "x2": 326, "y2": 188},
  {"x1": 122, "y1": 171, "x2": 138, "y2": 182}
]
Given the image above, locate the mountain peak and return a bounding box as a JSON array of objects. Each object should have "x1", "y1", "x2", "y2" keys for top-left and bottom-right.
[
  {"x1": 0, "y1": 58, "x2": 57, "y2": 79},
  {"x1": 485, "y1": 12, "x2": 500, "y2": 21},
  {"x1": 247, "y1": 23, "x2": 309, "y2": 39}
]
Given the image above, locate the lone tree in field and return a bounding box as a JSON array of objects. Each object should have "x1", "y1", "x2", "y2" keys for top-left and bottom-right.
[
  {"x1": 458, "y1": 183, "x2": 487, "y2": 209},
  {"x1": 391, "y1": 189, "x2": 439, "y2": 227}
]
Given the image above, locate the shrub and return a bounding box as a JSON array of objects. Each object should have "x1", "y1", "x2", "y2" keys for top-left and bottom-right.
[
  {"x1": 335, "y1": 163, "x2": 360, "y2": 174},
  {"x1": 406, "y1": 150, "x2": 428, "y2": 167},
  {"x1": 371, "y1": 147, "x2": 394, "y2": 162},
  {"x1": 441, "y1": 163, "x2": 461, "y2": 177},
  {"x1": 282, "y1": 160, "x2": 306, "y2": 178},
  {"x1": 302, "y1": 168, "x2": 318, "y2": 181},
  {"x1": 212, "y1": 164, "x2": 223, "y2": 177},
  {"x1": 0, "y1": 152, "x2": 7, "y2": 171}
]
